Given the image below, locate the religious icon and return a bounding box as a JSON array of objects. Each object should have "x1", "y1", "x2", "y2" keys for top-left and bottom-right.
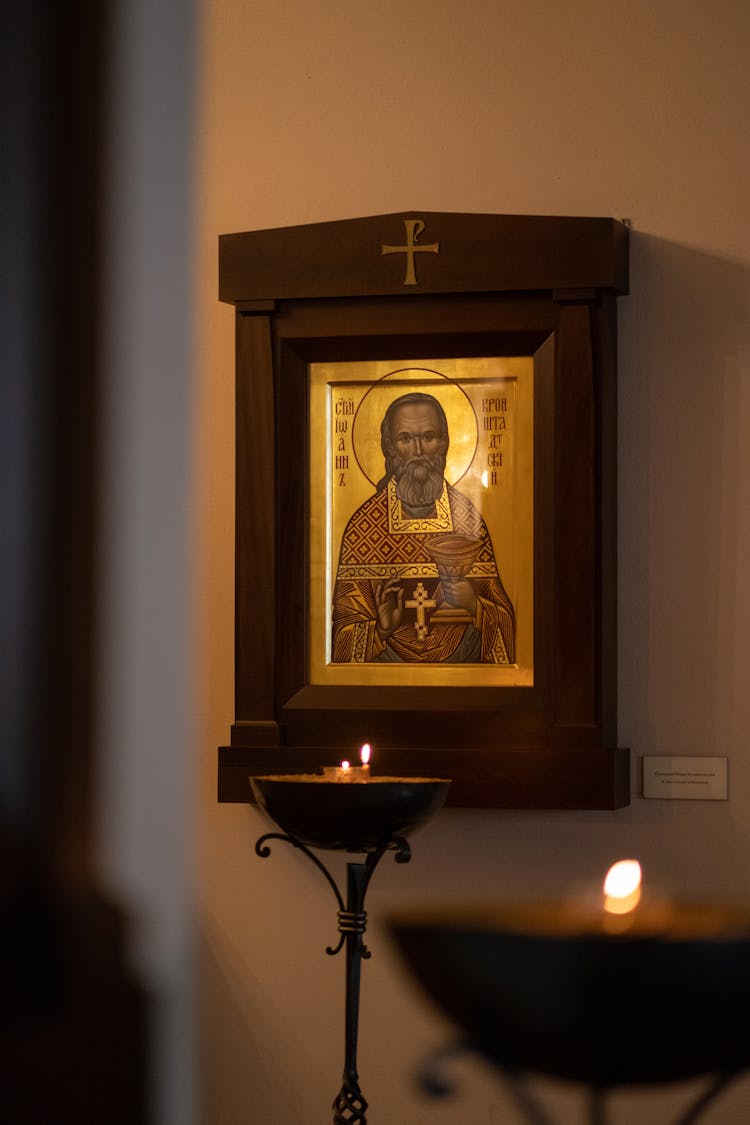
[
  {"x1": 308, "y1": 359, "x2": 534, "y2": 687},
  {"x1": 331, "y1": 390, "x2": 515, "y2": 665}
]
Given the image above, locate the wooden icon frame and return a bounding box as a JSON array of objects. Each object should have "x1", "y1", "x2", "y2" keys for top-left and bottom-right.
[{"x1": 217, "y1": 211, "x2": 630, "y2": 808}]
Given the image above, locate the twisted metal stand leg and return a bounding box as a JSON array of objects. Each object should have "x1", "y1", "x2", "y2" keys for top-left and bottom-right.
[
  {"x1": 255, "y1": 832, "x2": 411, "y2": 1125},
  {"x1": 582, "y1": 1073, "x2": 744, "y2": 1125},
  {"x1": 419, "y1": 1044, "x2": 745, "y2": 1125},
  {"x1": 580, "y1": 1072, "x2": 744, "y2": 1125}
]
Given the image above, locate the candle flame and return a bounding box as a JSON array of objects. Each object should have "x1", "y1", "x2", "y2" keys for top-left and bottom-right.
[
  {"x1": 360, "y1": 743, "x2": 371, "y2": 765},
  {"x1": 341, "y1": 760, "x2": 350, "y2": 771},
  {"x1": 603, "y1": 859, "x2": 642, "y2": 915}
]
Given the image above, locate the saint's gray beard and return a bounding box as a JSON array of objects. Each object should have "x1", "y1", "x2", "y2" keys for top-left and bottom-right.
[{"x1": 391, "y1": 454, "x2": 445, "y2": 507}]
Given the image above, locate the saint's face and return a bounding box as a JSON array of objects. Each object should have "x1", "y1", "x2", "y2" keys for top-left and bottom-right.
[{"x1": 388, "y1": 403, "x2": 446, "y2": 465}]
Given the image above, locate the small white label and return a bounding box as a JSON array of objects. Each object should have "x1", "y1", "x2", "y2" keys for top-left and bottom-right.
[{"x1": 642, "y1": 756, "x2": 728, "y2": 800}]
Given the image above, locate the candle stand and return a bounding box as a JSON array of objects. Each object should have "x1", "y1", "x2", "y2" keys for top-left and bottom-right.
[
  {"x1": 250, "y1": 774, "x2": 450, "y2": 1125},
  {"x1": 389, "y1": 903, "x2": 750, "y2": 1125}
]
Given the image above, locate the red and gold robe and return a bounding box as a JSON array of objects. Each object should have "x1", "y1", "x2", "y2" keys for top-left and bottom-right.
[{"x1": 332, "y1": 479, "x2": 515, "y2": 664}]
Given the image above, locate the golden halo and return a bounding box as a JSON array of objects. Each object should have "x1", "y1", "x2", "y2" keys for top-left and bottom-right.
[{"x1": 352, "y1": 368, "x2": 478, "y2": 488}]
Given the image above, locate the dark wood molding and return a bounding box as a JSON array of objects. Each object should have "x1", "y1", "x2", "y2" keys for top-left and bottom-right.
[
  {"x1": 219, "y1": 745, "x2": 630, "y2": 810},
  {"x1": 235, "y1": 313, "x2": 276, "y2": 721},
  {"x1": 220, "y1": 212, "x2": 629, "y2": 303}
]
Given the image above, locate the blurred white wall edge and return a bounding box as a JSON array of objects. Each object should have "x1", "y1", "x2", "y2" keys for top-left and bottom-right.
[{"x1": 96, "y1": 1, "x2": 197, "y2": 1122}]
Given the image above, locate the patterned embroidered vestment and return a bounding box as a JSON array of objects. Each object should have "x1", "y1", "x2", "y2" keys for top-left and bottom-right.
[{"x1": 332, "y1": 480, "x2": 516, "y2": 664}]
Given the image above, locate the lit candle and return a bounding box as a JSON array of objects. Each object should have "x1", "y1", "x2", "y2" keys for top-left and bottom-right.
[
  {"x1": 599, "y1": 857, "x2": 665, "y2": 935},
  {"x1": 603, "y1": 859, "x2": 642, "y2": 916},
  {"x1": 322, "y1": 760, "x2": 354, "y2": 782},
  {"x1": 321, "y1": 745, "x2": 372, "y2": 782}
]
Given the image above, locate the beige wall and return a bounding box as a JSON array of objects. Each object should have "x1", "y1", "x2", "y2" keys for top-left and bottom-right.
[{"x1": 196, "y1": 2, "x2": 750, "y2": 1121}]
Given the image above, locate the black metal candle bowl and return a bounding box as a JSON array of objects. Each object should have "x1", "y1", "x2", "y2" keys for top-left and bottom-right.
[
  {"x1": 250, "y1": 774, "x2": 451, "y2": 852},
  {"x1": 388, "y1": 901, "x2": 750, "y2": 1087}
]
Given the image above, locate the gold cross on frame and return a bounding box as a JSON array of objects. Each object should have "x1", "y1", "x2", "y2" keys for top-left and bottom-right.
[
  {"x1": 405, "y1": 581, "x2": 437, "y2": 642},
  {"x1": 381, "y1": 218, "x2": 439, "y2": 286}
]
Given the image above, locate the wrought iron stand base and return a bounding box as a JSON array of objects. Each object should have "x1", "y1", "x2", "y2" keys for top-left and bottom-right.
[{"x1": 255, "y1": 831, "x2": 411, "y2": 1125}]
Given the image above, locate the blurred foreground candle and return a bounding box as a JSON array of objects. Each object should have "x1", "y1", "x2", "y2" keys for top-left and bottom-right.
[
  {"x1": 387, "y1": 856, "x2": 750, "y2": 1092},
  {"x1": 596, "y1": 858, "x2": 686, "y2": 935},
  {"x1": 603, "y1": 858, "x2": 642, "y2": 915}
]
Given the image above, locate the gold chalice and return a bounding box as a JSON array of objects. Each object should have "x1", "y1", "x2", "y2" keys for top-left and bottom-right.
[{"x1": 426, "y1": 533, "x2": 482, "y2": 624}]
